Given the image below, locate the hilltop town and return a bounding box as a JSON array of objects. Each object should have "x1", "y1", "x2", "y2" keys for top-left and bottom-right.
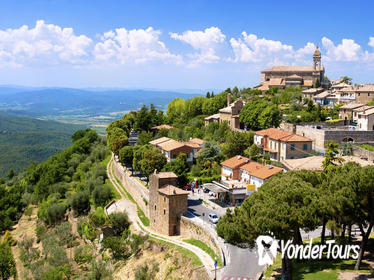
[{"x1": 1, "y1": 46, "x2": 374, "y2": 280}]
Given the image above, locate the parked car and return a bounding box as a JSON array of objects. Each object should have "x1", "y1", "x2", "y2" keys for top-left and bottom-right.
[
  {"x1": 208, "y1": 213, "x2": 219, "y2": 224},
  {"x1": 209, "y1": 191, "x2": 216, "y2": 197},
  {"x1": 203, "y1": 187, "x2": 210, "y2": 193},
  {"x1": 183, "y1": 184, "x2": 192, "y2": 191}
]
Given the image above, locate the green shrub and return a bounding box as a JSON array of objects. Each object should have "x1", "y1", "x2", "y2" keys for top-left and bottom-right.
[
  {"x1": 71, "y1": 191, "x2": 90, "y2": 215},
  {"x1": 92, "y1": 185, "x2": 113, "y2": 207}
]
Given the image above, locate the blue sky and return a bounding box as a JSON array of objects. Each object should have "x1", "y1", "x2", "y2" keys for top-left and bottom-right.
[{"x1": 0, "y1": 0, "x2": 373, "y2": 90}]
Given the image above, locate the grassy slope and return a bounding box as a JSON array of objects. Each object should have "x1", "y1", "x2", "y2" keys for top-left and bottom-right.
[
  {"x1": 183, "y1": 238, "x2": 222, "y2": 267},
  {"x1": 0, "y1": 112, "x2": 83, "y2": 177}
]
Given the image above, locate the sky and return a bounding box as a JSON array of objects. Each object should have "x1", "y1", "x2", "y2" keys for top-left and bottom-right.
[{"x1": 0, "y1": 0, "x2": 373, "y2": 90}]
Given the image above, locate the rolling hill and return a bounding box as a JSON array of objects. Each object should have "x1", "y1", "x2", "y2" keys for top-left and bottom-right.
[{"x1": 0, "y1": 112, "x2": 83, "y2": 177}]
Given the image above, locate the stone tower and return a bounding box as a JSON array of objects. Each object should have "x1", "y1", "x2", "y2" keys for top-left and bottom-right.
[
  {"x1": 149, "y1": 171, "x2": 188, "y2": 236},
  {"x1": 313, "y1": 46, "x2": 322, "y2": 71}
]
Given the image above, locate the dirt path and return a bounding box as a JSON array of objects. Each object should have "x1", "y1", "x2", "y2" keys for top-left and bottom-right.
[{"x1": 11, "y1": 206, "x2": 39, "y2": 279}]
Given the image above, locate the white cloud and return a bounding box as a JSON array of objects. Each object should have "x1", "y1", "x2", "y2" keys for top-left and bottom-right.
[
  {"x1": 0, "y1": 20, "x2": 92, "y2": 66},
  {"x1": 170, "y1": 27, "x2": 226, "y2": 64},
  {"x1": 369, "y1": 36, "x2": 374, "y2": 48},
  {"x1": 229, "y1": 32, "x2": 315, "y2": 65},
  {"x1": 321, "y1": 37, "x2": 362, "y2": 61},
  {"x1": 94, "y1": 27, "x2": 182, "y2": 64}
]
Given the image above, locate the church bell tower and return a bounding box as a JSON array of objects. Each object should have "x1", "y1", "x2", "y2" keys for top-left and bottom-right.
[{"x1": 313, "y1": 46, "x2": 321, "y2": 71}]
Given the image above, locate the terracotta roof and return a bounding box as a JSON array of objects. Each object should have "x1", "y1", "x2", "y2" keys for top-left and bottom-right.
[
  {"x1": 240, "y1": 161, "x2": 263, "y2": 173},
  {"x1": 313, "y1": 91, "x2": 331, "y2": 99},
  {"x1": 158, "y1": 185, "x2": 189, "y2": 196},
  {"x1": 302, "y1": 87, "x2": 324, "y2": 94},
  {"x1": 331, "y1": 82, "x2": 351, "y2": 89},
  {"x1": 339, "y1": 103, "x2": 364, "y2": 110},
  {"x1": 255, "y1": 128, "x2": 293, "y2": 140},
  {"x1": 262, "y1": 65, "x2": 324, "y2": 72},
  {"x1": 353, "y1": 105, "x2": 374, "y2": 112},
  {"x1": 185, "y1": 141, "x2": 201, "y2": 149},
  {"x1": 251, "y1": 165, "x2": 283, "y2": 180},
  {"x1": 254, "y1": 83, "x2": 270, "y2": 91},
  {"x1": 189, "y1": 138, "x2": 205, "y2": 145},
  {"x1": 149, "y1": 137, "x2": 172, "y2": 146},
  {"x1": 281, "y1": 134, "x2": 312, "y2": 142},
  {"x1": 151, "y1": 124, "x2": 174, "y2": 130},
  {"x1": 356, "y1": 84, "x2": 374, "y2": 92},
  {"x1": 255, "y1": 128, "x2": 311, "y2": 142},
  {"x1": 158, "y1": 139, "x2": 186, "y2": 151},
  {"x1": 154, "y1": 172, "x2": 178, "y2": 179},
  {"x1": 358, "y1": 108, "x2": 374, "y2": 116},
  {"x1": 221, "y1": 155, "x2": 250, "y2": 169},
  {"x1": 204, "y1": 113, "x2": 220, "y2": 120}
]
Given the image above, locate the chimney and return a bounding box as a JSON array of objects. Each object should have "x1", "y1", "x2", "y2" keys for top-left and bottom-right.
[{"x1": 227, "y1": 92, "x2": 231, "y2": 106}]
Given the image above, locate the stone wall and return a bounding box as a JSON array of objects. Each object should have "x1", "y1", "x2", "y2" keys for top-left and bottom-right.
[
  {"x1": 295, "y1": 125, "x2": 326, "y2": 153},
  {"x1": 296, "y1": 125, "x2": 374, "y2": 153},
  {"x1": 180, "y1": 216, "x2": 224, "y2": 264},
  {"x1": 279, "y1": 121, "x2": 296, "y2": 133},
  {"x1": 112, "y1": 156, "x2": 150, "y2": 217},
  {"x1": 353, "y1": 146, "x2": 374, "y2": 163}
]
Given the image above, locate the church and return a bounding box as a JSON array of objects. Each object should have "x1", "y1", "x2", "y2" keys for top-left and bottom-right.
[{"x1": 254, "y1": 46, "x2": 325, "y2": 91}]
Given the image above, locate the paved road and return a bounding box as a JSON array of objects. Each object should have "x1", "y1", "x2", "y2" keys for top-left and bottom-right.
[{"x1": 188, "y1": 198, "x2": 264, "y2": 279}]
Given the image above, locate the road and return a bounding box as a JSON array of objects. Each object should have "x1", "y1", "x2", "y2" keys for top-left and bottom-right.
[{"x1": 188, "y1": 198, "x2": 265, "y2": 279}]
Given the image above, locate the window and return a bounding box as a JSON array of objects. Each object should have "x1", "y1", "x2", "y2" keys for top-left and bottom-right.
[
  {"x1": 164, "y1": 209, "x2": 166, "y2": 215},
  {"x1": 303, "y1": 144, "x2": 308, "y2": 150},
  {"x1": 290, "y1": 144, "x2": 295, "y2": 150},
  {"x1": 154, "y1": 205, "x2": 157, "y2": 210},
  {"x1": 164, "y1": 197, "x2": 166, "y2": 202}
]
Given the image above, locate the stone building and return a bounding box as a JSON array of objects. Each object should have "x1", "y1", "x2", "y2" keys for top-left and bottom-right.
[
  {"x1": 254, "y1": 128, "x2": 312, "y2": 161},
  {"x1": 149, "y1": 171, "x2": 188, "y2": 236},
  {"x1": 204, "y1": 93, "x2": 245, "y2": 130},
  {"x1": 301, "y1": 87, "x2": 324, "y2": 101},
  {"x1": 337, "y1": 84, "x2": 374, "y2": 104},
  {"x1": 255, "y1": 46, "x2": 325, "y2": 91},
  {"x1": 149, "y1": 137, "x2": 204, "y2": 163}
]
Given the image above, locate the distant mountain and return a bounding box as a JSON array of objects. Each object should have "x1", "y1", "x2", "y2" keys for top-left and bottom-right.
[
  {"x1": 0, "y1": 112, "x2": 83, "y2": 177},
  {"x1": 0, "y1": 87, "x2": 202, "y2": 116}
]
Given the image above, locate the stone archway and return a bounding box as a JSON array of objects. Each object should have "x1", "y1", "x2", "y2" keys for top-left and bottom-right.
[{"x1": 342, "y1": 137, "x2": 354, "y2": 143}]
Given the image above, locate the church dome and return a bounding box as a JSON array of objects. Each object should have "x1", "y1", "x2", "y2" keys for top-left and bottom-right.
[{"x1": 313, "y1": 46, "x2": 321, "y2": 57}]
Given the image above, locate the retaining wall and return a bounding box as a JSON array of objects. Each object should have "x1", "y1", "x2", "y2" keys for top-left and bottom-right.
[
  {"x1": 353, "y1": 146, "x2": 374, "y2": 162},
  {"x1": 180, "y1": 216, "x2": 227, "y2": 266},
  {"x1": 112, "y1": 155, "x2": 150, "y2": 217},
  {"x1": 296, "y1": 125, "x2": 374, "y2": 153}
]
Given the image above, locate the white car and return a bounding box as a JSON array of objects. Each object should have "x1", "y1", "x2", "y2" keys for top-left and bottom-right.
[
  {"x1": 209, "y1": 191, "x2": 216, "y2": 197},
  {"x1": 208, "y1": 213, "x2": 219, "y2": 224}
]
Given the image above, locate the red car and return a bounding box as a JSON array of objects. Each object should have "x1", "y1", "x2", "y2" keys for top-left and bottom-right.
[{"x1": 183, "y1": 184, "x2": 192, "y2": 191}]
